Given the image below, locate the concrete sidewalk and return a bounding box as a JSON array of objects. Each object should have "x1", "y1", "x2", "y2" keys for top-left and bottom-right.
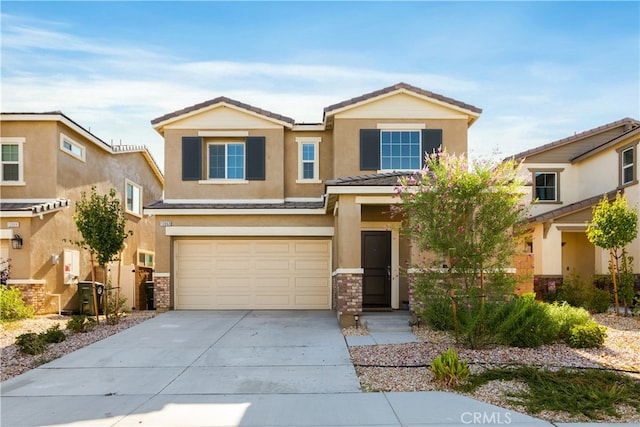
[{"x1": 0, "y1": 310, "x2": 582, "y2": 426}]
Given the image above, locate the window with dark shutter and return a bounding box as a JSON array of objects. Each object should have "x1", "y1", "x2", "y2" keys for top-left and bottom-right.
[
  {"x1": 246, "y1": 136, "x2": 266, "y2": 180},
  {"x1": 182, "y1": 136, "x2": 202, "y2": 181},
  {"x1": 360, "y1": 129, "x2": 380, "y2": 170}
]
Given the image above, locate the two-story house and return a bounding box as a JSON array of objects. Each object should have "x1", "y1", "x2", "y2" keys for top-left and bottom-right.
[
  {"x1": 0, "y1": 112, "x2": 164, "y2": 314},
  {"x1": 146, "y1": 83, "x2": 481, "y2": 326},
  {"x1": 511, "y1": 118, "x2": 640, "y2": 296}
]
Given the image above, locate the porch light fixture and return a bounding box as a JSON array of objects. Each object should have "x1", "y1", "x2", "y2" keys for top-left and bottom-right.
[{"x1": 12, "y1": 234, "x2": 23, "y2": 249}]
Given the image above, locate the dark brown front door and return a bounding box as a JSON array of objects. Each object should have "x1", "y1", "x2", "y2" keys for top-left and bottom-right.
[{"x1": 362, "y1": 231, "x2": 391, "y2": 307}]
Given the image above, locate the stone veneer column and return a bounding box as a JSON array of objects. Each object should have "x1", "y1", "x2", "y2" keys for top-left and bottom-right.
[
  {"x1": 153, "y1": 273, "x2": 170, "y2": 312},
  {"x1": 333, "y1": 271, "x2": 363, "y2": 328},
  {"x1": 7, "y1": 280, "x2": 47, "y2": 314}
]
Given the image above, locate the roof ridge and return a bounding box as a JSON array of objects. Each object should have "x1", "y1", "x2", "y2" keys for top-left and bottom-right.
[{"x1": 151, "y1": 96, "x2": 295, "y2": 126}]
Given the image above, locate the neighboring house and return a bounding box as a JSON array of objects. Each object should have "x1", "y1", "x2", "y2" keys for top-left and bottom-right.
[
  {"x1": 511, "y1": 118, "x2": 640, "y2": 297},
  {"x1": 146, "y1": 82, "x2": 482, "y2": 326},
  {"x1": 0, "y1": 112, "x2": 164, "y2": 314}
]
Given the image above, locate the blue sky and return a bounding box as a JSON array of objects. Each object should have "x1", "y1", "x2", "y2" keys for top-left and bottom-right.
[{"x1": 2, "y1": 1, "x2": 639, "y2": 171}]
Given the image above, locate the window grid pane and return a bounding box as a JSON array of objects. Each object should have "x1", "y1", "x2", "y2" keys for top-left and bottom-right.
[
  {"x1": 380, "y1": 131, "x2": 421, "y2": 171},
  {"x1": 2, "y1": 164, "x2": 18, "y2": 181},
  {"x1": 622, "y1": 148, "x2": 634, "y2": 184},
  {"x1": 209, "y1": 145, "x2": 226, "y2": 179},
  {"x1": 2, "y1": 144, "x2": 19, "y2": 161},
  {"x1": 227, "y1": 144, "x2": 244, "y2": 179}
]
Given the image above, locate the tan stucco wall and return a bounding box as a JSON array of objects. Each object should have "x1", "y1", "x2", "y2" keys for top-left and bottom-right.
[
  {"x1": 283, "y1": 130, "x2": 332, "y2": 198},
  {"x1": 0, "y1": 121, "x2": 58, "y2": 198},
  {"x1": 561, "y1": 231, "x2": 595, "y2": 279}
]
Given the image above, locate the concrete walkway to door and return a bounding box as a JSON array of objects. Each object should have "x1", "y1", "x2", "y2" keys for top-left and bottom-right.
[{"x1": 1, "y1": 310, "x2": 553, "y2": 427}]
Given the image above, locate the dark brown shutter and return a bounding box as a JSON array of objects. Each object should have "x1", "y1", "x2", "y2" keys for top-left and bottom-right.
[
  {"x1": 360, "y1": 129, "x2": 380, "y2": 170},
  {"x1": 246, "y1": 136, "x2": 265, "y2": 180},
  {"x1": 422, "y1": 129, "x2": 443, "y2": 166},
  {"x1": 182, "y1": 136, "x2": 202, "y2": 181}
]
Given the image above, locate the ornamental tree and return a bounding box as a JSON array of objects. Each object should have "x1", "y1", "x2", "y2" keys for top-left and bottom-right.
[
  {"x1": 586, "y1": 192, "x2": 638, "y2": 315},
  {"x1": 393, "y1": 151, "x2": 529, "y2": 345},
  {"x1": 70, "y1": 186, "x2": 131, "y2": 323}
]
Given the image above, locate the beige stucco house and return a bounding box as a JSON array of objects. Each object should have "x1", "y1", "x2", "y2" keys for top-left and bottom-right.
[
  {"x1": 511, "y1": 118, "x2": 640, "y2": 297},
  {"x1": 1, "y1": 112, "x2": 164, "y2": 314},
  {"x1": 146, "y1": 82, "x2": 482, "y2": 326}
]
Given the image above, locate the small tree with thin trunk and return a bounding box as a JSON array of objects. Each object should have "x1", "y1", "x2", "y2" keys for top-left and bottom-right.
[
  {"x1": 393, "y1": 151, "x2": 529, "y2": 346},
  {"x1": 586, "y1": 192, "x2": 638, "y2": 316},
  {"x1": 70, "y1": 186, "x2": 131, "y2": 323}
]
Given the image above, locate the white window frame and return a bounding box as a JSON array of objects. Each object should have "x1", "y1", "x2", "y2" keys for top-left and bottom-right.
[
  {"x1": 125, "y1": 179, "x2": 143, "y2": 217},
  {"x1": 205, "y1": 142, "x2": 247, "y2": 182},
  {"x1": 620, "y1": 144, "x2": 637, "y2": 186},
  {"x1": 59, "y1": 133, "x2": 86, "y2": 162},
  {"x1": 136, "y1": 249, "x2": 155, "y2": 268},
  {"x1": 296, "y1": 137, "x2": 321, "y2": 183},
  {"x1": 1, "y1": 137, "x2": 25, "y2": 185},
  {"x1": 378, "y1": 129, "x2": 422, "y2": 172}
]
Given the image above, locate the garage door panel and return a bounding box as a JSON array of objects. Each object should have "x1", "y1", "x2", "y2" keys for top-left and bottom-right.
[{"x1": 175, "y1": 239, "x2": 330, "y2": 310}]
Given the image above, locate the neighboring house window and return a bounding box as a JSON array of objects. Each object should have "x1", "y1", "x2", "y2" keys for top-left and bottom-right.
[
  {"x1": 296, "y1": 137, "x2": 321, "y2": 183},
  {"x1": 381, "y1": 130, "x2": 421, "y2": 170},
  {"x1": 529, "y1": 168, "x2": 563, "y2": 203},
  {"x1": 60, "y1": 133, "x2": 86, "y2": 161},
  {"x1": 125, "y1": 180, "x2": 142, "y2": 216},
  {"x1": 208, "y1": 143, "x2": 245, "y2": 180},
  {"x1": 137, "y1": 250, "x2": 155, "y2": 268},
  {"x1": 0, "y1": 137, "x2": 25, "y2": 185},
  {"x1": 620, "y1": 145, "x2": 636, "y2": 186}
]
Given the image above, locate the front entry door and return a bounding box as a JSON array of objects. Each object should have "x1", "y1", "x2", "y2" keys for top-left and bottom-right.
[{"x1": 362, "y1": 231, "x2": 392, "y2": 307}]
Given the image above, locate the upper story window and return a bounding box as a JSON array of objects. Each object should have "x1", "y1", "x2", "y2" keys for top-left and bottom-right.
[
  {"x1": 530, "y1": 168, "x2": 563, "y2": 203},
  {"x1": 620, "y1": 145, "x2": 636, "y2": 186},
  {"x1": 208, "y1": 142, "x2": 245, "y2": 180},
  {"x1": 296, "y1": 137, "x2": 321, "y2": 183},
  {"x1": 360, "y1": 127, "x2": 442, "y2": 172},
  {"x1": 125, "y1": 179, "x2": 142, "y2": 216},
  {"x1": 381, "y1": 130, "x2": 421, "y2": 170},
  {"x1": 1, "y1": 137, "x2": 25, "y2": 185},
  {"x1": 60, "y1": 133, "x2": 86, "y2": 162}
]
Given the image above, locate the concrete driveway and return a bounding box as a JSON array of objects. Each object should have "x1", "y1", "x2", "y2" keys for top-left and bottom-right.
[{"x1": 1, "y1": 310, "x2": 552, "y2": 427}]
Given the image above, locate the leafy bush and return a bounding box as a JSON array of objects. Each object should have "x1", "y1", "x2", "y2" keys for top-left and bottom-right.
[
  {"x1": 492, "y1": 294, "x2": 558, "y2": 348},
  {"x1": 66, "y1": 315, "x2": 97, "y2": 333},
  {"x1": 15, "y1": 332, "x2": 46, "y2": 355},
  {"x1": 546, "y1": 302, "x2": 591, "y2": 340},
  {"x1": 430, "y1": 348, "x2": 470, "y2": 387},
  {"x1": 567, "y1": 322, "x2": 607, "y2": 348},
  {"x1": 555, "y1": 271, "x2": 611, "y2": 313},
  {"x1": 0, "y1": 286, "x2": 35, "y2": 322},
  {"x1": 41, "y1": 324, "x2": 67, "y2": 343}
]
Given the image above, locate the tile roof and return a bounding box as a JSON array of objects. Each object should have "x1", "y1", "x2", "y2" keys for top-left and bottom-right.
[
  {"x1": 526, "y1": 190, "x2": 618, "y2": 224},
  {"x1": 0, "y1": 199, "x2": 71, "y2": 215},
  {"x1": 150, "y1": 96, "x2": 295, "y2": 126},
  {"x1": 325, "y1": 171, "x2": 415, "y2": 186},
  {"x1": 571, "y1": 125, "x2": 640, "y2": 163},
  {"x1": 323, "y1": 82, "x2": 483, "y2": 116},
  {"x1": 510, "y1": 117, "x2": 640, "y2": 161},
  {"x1": 144, "y1": 200, "x2": 324, "y2": 210}
]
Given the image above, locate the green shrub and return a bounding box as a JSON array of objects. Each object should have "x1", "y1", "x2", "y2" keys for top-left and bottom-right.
[
  {"x1": 430, "y1": 348, "x2": 470, "y2": 387},
  {"x1": 567, "y1": 322, "x2": 607, "y2": 348},
  {"x1": 41, "y1": 324, "x2": 67, "y2": 343},
  {"x1": 15, "y1": 332, "x2": 46, "y2": 355},
  {"x1": 420, "y1": 294, "x2": 457, "y2": 331},
  {"x1": 557, "y1": 271, "x2": 611, "y2": 313},
  {"x1": 546, "y1": 302, "x2": 591, "y2": 340},
  {"x1": 0, "y1": 286, "x2": 35, "y2": 322},
  {"x1": 66, "y1": 315, "x2": 97, "y2": 333},
  {"x1": 492, "y1": 294, "x2": 559, "y2": 348}
]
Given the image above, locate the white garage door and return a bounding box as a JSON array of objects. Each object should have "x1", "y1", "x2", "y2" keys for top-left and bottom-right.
[{"x1": 175, "y1": 239, "x2": 331, "y2": 309}]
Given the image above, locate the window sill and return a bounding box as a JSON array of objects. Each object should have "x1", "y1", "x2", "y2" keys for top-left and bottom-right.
[
  {"x1": 619, "y1": 180, "x2": 638, "y2": 189},
  {"x1": 1, "y1": 181, "x2": 26, "y2": 186},
  {"x1": 533, "y1": 200, "x2": 562, "y2": 205},
  {"x1": 198, "y1": 179, "x2": 249, "y2": 185},
  {"x1": 296, "y1": 179, "x2": 322, "y2": 184},
  {"x1": 125, "y1": 210, "x2": 143, "y2": 219}
]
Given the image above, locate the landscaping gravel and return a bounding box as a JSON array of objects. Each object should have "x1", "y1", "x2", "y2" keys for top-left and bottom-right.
[
  {"x1": 1, "y1": 311, "x2": 156, "y2": 382},
  {"x1": 348, "y1": 312, "x2": 640, "y2": 424}
]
